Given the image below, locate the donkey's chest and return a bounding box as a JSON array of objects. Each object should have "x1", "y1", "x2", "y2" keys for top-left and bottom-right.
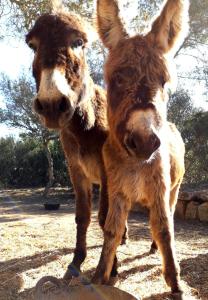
[
  {"x1": 122, "y1": 168, "x2": 151, "y2": 207},
  {"x1": 121, "y1": 160, "x2": 167, "y2": 207}
]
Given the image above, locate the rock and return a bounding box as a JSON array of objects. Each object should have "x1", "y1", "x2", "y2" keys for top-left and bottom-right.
[
  {"x1": 185, "y1": 201, "x2": 199, "y2": 220},
  {"x1": 179, "y1": 190, "x2": 208, "y2": 202},
  {"x1": 178, "y1": 191, "x2": 194, "y2": 201},
  {"x1": 198, "y1": 202, "x2": 208, "y2": 222},
  {"x1": 193, "y1": 191, "x2": 208, "y2": 202},
  {"x1": 175, "y1": 201, "x2": 187, "y2": 219},
  {"x1": 34, "y1": 276, "x2": 139, "y2": 300}
]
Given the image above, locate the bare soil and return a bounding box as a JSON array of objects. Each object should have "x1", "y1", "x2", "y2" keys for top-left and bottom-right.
[{"x1": 0, "y1": 188, "x2": 207, "y2": 300}]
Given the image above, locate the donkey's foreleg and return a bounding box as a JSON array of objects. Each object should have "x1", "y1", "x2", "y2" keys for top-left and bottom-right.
[
  {"x1": 150, "y1": 182, "x2": 183, "y2": 255},
  {"x1": 149, "y1": 208, "x2": 158, "y2": 254},
  {"x1": 93, "y1": 193, "x2": 130, "y2": 285},
  {"x1": 64, "y1": 167, "x2": 91, "y2": 281},
  {"x1": 98, "y1": 176, "x2": 128, "y2": 245},
  {"x1": 98, "y1": 175, "x2": 109, "y2": 230},
  {"x1": 170, "y1": 182, "x2": 182, "y2": 218},
  {"x1": 150, "y1": 198, "x2": 182, "y2": 296},
  {"x1": 98, "y1": 178, "x2": 119, "y2": 281}
]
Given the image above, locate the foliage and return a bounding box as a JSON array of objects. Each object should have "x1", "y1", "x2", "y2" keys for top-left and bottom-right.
[
  {"x1": 50, "y1": 139, "x2": 69, "y2": 186},
  {"x1": 12, "y1": 137, "x2": 48, "y2": 187},
  {"x1": 0, "y1": 136, "x2": 46, "y2": 187},
  {"x1": 168, "y1": 89, "x2": 208, "y2": 185},
  {"x1": 168, "y1": 89, "x2": 199, "y2": 132},
  {"x1": 0, "y1": 74, "x2": 58, "y2": 190},
  {"x1": 0, "y1": 136, "x2": 69, "y2": 188},
  {"x1": 1, "y1": 0, "x2": 94, "y2": 33},
  {"x1": 188, "y1": 0, "x2": 208, "y2": 47},
  {"x1": 194, "y1": 60, "x2": 208, "y2": 102},
  {"x1": 88, "y1": 41, "x2": 105, "y2": 86},
  {"x1": 182, "y1": 111, "x2": 208, "y2": 184},
  {"x1": 0, "y1": 73, "x2": 54, "y2": 140},
  {"x1": 0, "y1": 136, "x2": 16, "y2": 186},
  {"x1": 1, "y1": 0, "x2": 207, "y2": 49}
]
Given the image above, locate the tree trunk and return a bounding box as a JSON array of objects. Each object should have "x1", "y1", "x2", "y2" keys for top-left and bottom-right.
[{"x1": 43, "y1": 139, "x2": 55, "y2": 197}]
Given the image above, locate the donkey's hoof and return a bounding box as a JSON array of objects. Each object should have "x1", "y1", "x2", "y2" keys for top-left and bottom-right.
[
  {"x1": 63, "y1": 264, "x2": 81, "y2": 282},
  {"x1": 121, "y1": 236, "x2": 128, "y2": 245},
  {"x1": 171, "y1": 286, "x2": 184, "y2": 300},
  {"x1": 149, "y1": 247, "x2": 157, "y2": 255},
  {"x1": 171, "y1": 292, "x2": 184, "y2": 300},
  {"x1": 121, "y1": 228, "x2": 128, "y2": 245}
]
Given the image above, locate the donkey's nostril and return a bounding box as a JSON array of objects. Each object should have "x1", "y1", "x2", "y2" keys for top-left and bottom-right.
[
  {"x1": 124, "y1": 132, "x2": 160, "y2": 158},
  {"x1": 126, "y1": 135, "x2": 137, "y2": 151},
  {"x1": 125, "y1": 133, "x2": 140, "y2": 153},
  {"x1": 150, "y1": 134, "x2": 161, "y2": 152},
  {"x1": 59, "y1": 96, "x2": 69, "y2": 113},
  {"x1": 34, "y1": 98, "x2": 44, "y2": 114}
]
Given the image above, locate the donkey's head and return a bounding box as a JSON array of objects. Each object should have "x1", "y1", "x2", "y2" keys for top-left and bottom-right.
[
  {"x1": 97, "y1": 0, "x2": 189, "y2": 160},
  {"x1": 26, "y1": 9, "x2": 92, "y2": 129}
]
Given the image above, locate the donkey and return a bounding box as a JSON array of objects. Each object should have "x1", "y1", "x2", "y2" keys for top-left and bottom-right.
[
  {"x1": 25, "y1": 5, "x2": 128, "y2": 280},
  {"x1": 93, "y1": 0, "x2": 188, "y2": 297}
]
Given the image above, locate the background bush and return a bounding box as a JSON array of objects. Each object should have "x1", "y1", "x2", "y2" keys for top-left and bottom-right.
[{"x1": 0, "y1": 136, "x2": 69, "y2": 188}]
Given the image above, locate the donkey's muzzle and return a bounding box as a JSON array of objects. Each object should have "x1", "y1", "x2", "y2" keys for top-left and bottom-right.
[
  {"x1": 33, "y1": 96, "x2": 75, "y2": 129},
  {"x1": 125, "y1": 132, "x2": 161, "y2": 160},
  {"x1": 34, "y1": 96, "x2": 71, "y2": 115}
]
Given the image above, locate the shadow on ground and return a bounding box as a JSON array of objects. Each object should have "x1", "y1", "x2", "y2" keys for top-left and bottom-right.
[
  {"x1": 0, "y1": 245, "x2": 102, "y2": 300},
  {"x1": 180, "y1": 253, "x2": 208, "y2": 300}
]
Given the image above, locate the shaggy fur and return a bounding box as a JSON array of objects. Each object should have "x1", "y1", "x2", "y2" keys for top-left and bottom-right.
[
  {"x1": 93, "y1": 0, "x2": 189, "y2": 298},
  {"x1": 26, "y1": 10, "x2": 115, "y2": 280}
]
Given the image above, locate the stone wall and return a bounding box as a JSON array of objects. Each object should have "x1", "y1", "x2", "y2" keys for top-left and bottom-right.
[
  {"x1": 175, "y1": 190, "x2": 208, "y2": 222},
  {"x1": 132, "y1": 190, "x2": 208, "y2": 222}
]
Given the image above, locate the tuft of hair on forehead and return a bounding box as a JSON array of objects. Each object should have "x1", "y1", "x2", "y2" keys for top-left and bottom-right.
[{"x1": 49, "y1": 0, "x2": 97, "y2": 44}]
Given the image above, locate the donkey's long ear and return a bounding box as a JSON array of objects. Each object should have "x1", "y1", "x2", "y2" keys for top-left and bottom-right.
[
  {"x1": 97, "y1": 0, "x2": 128, "y2": 49},
  {"x1": 150, "y1": 0, "x2": 189, "y2": 55}
]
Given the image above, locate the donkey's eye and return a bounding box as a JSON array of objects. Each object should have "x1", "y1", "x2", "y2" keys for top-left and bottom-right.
[
  {"x1": 114, "y1": 74, "x2": 125, "y2": 87},
  {"x1": 160, "y1": 76, "x2": 166, "y2": 88},
  {"x1": 72, "y1": 38, "x2": 84, "y2": 48},
  {"x1": 28, "y1": 42, "x2": 37, "y2": 52}
]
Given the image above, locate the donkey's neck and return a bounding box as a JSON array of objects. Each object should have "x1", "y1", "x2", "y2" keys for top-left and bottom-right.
[
  {"x1": 70, "y1": 72, "x2": 98, "y2": 133},
  {"x1": 77, "y1": 78, "x2": 96, "y2": 128}
]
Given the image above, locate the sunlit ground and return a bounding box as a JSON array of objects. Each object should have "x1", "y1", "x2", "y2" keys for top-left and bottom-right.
[{"x1": 0, "y1": 188, "x2": 208, "y2": 300}]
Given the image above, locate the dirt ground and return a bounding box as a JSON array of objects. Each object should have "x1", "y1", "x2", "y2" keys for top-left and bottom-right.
[{"x1": 0, "y1": 188, "x2": 208, "y2": 300}]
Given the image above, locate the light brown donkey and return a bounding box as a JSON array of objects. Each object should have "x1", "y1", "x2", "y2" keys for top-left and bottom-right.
[
  {"x1": 93, "y1": 0, "x2": 189, "y2": 297},
  {"x1": 25, "y1": 6, "x2": 118, "y2": 280}
]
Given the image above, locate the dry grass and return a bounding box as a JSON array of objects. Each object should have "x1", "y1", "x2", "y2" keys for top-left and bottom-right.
[{"x1": 0, "y1": 188, "x2": 207, "y2": 300}]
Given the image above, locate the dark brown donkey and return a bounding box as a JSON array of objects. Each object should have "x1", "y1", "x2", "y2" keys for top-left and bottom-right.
[
  {"x1": 93, "y1": 0, "x2": 189, "y2": 298},
  {"x1": 25, "y1": 8, "x2": 111, "y2": 280}
]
